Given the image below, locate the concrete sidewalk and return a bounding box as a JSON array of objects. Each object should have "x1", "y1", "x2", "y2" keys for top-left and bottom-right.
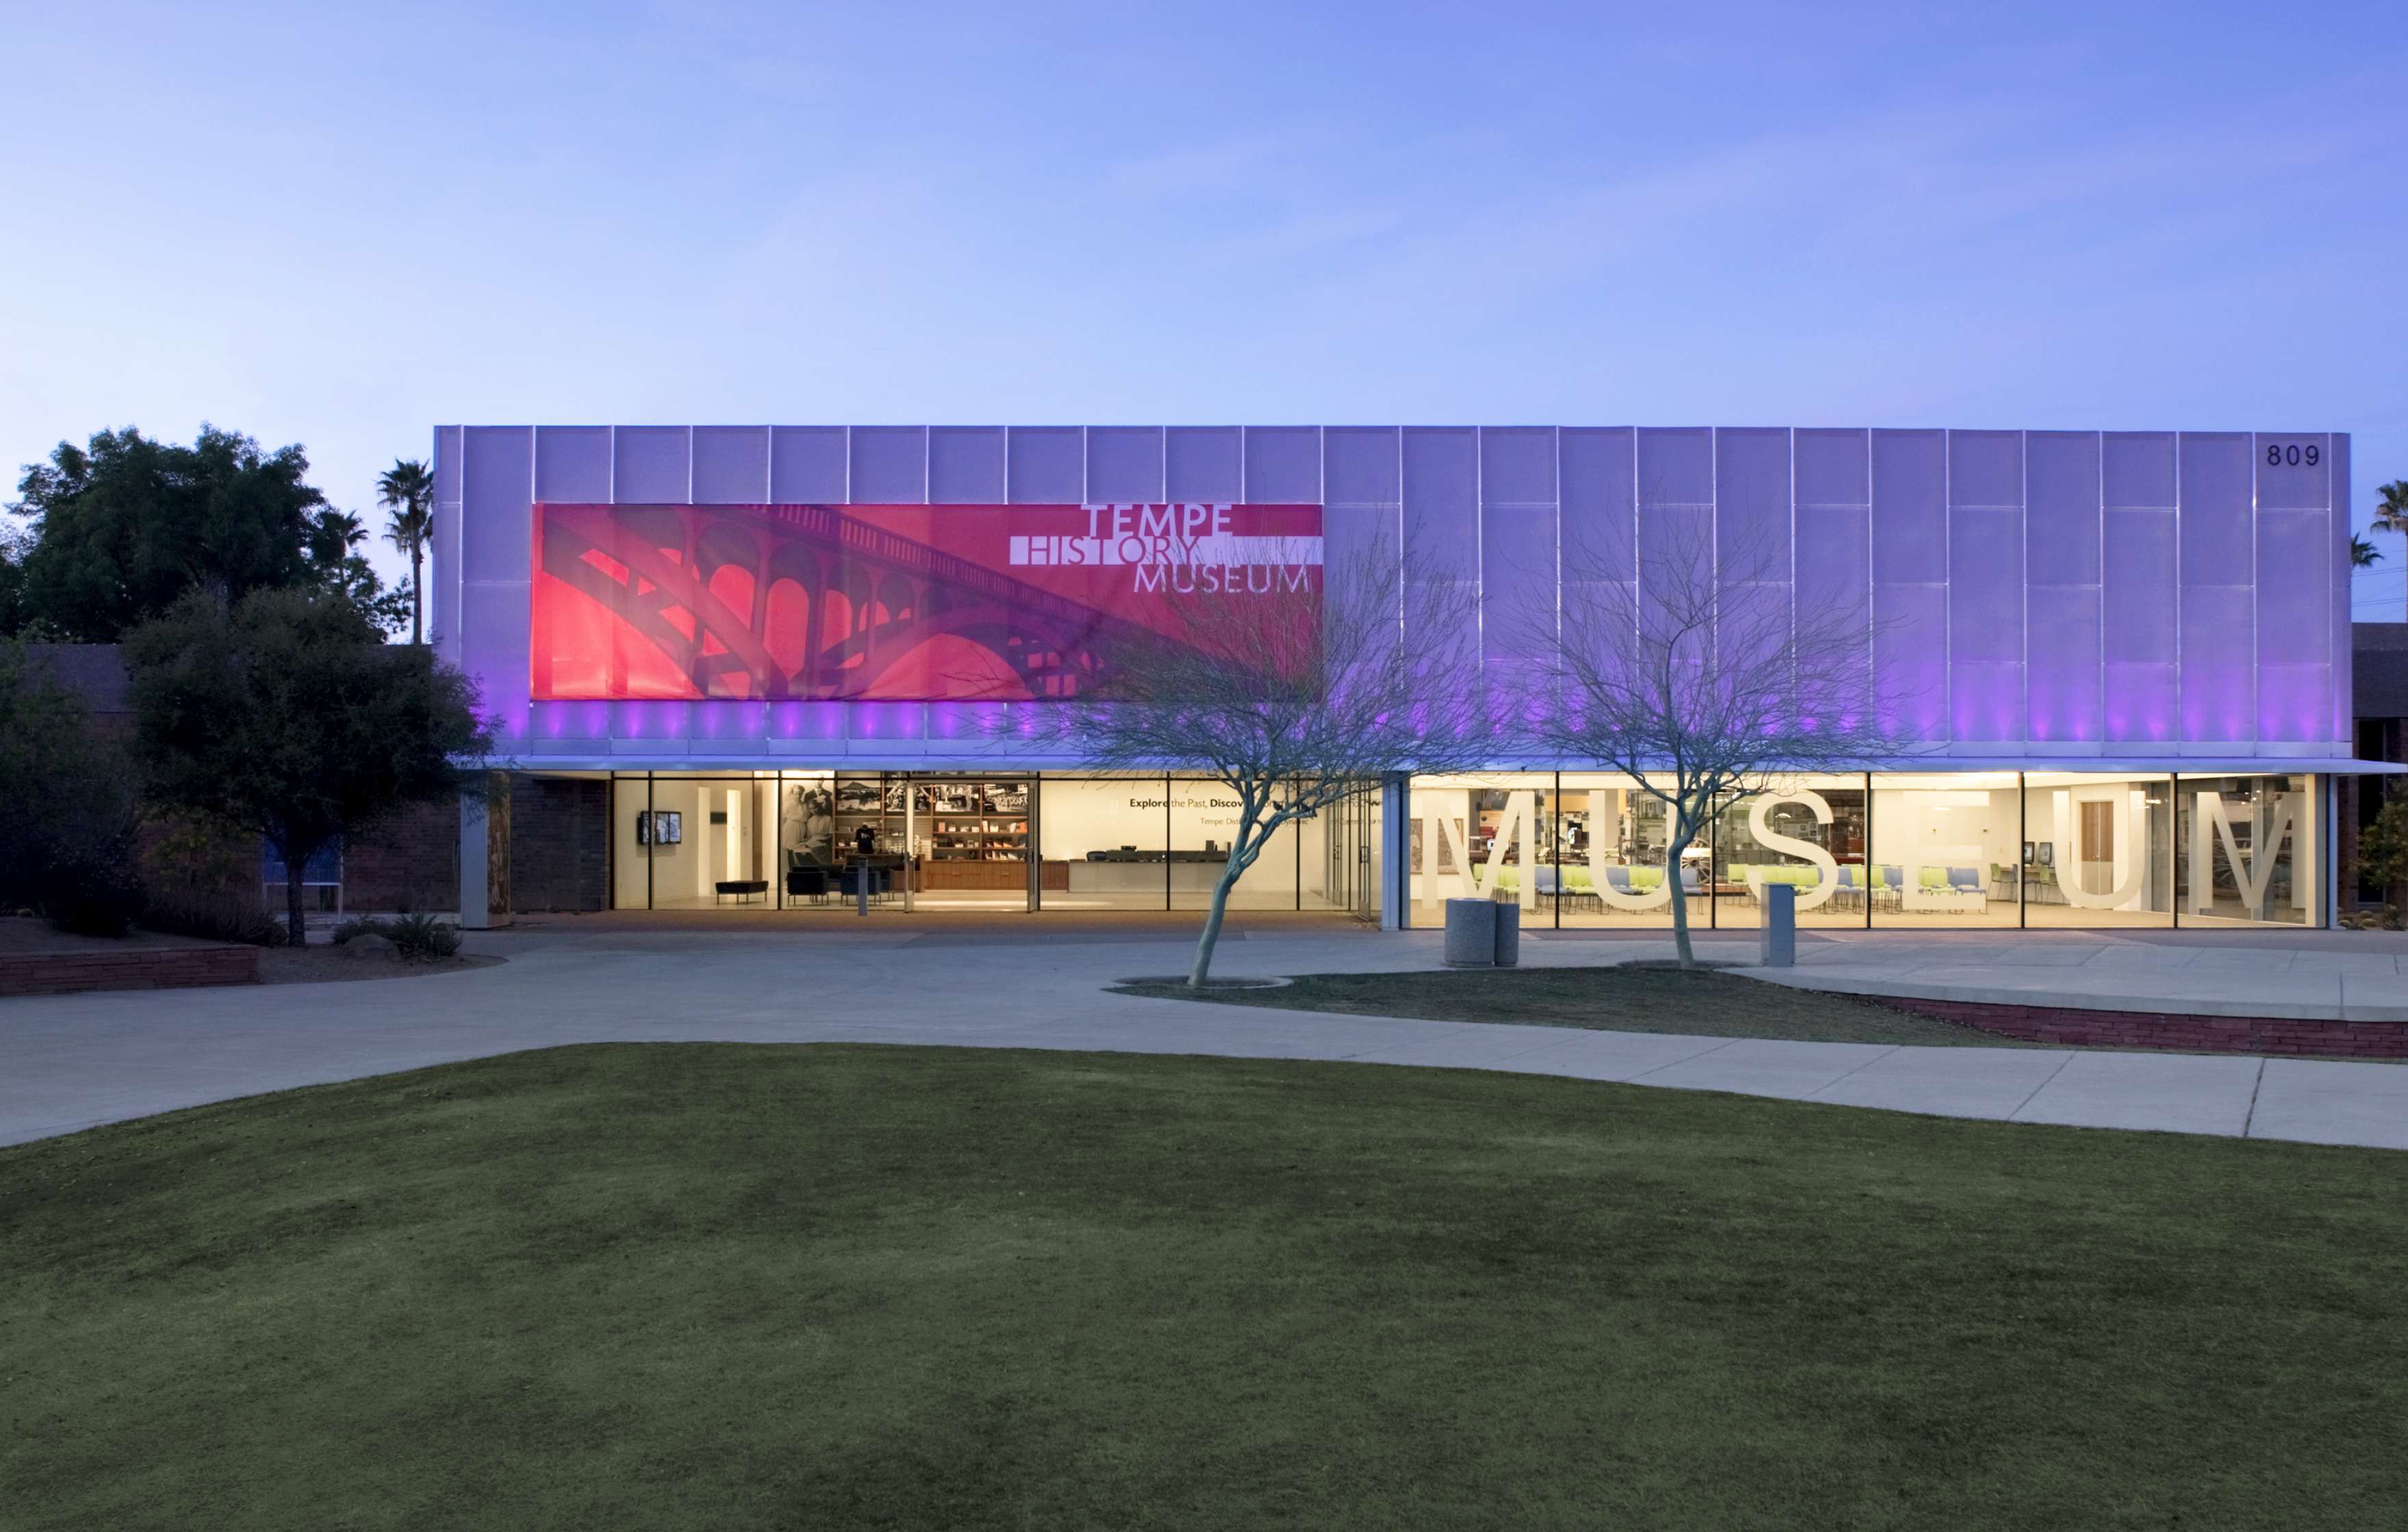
[
  {"x1": 2, "y1": 925, "x2": 2403, "y2": 1152},
  {"x1": 1739, "y1": 927, "x2": 2408, "y2": 1020}
]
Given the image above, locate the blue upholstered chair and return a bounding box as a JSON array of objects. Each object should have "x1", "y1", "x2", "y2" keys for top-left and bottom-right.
[{"x1": 1873, "y1": 864, "x2": 1905, "y2": 910}]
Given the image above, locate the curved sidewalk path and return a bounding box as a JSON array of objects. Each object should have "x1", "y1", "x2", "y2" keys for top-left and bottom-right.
[{"x1": 2, "y1": 924, "x2": 2403, "y2": 1152}]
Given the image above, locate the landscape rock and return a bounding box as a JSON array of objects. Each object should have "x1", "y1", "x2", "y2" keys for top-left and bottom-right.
[{"x1": 341, "y1": 932, "x2": 397, "y2": 958}]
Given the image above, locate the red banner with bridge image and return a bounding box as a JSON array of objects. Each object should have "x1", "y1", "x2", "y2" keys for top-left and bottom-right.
[{"x1": 529, "y1": 502, "x2": 1325, "y2": 701}]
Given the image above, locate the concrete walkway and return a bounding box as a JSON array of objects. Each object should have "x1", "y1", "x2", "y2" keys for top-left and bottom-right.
[
  {"x1": 2, "y1": 924, "x2": 2404, "y2": 1152},
  {"x1": 1744, "y1": 925, "x2": 2408, "y2": 1020}
]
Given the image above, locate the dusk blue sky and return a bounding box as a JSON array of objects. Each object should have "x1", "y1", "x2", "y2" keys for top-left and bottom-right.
[{"x1": 5, "y1": 2, "x2": 2404, "y2": 613}]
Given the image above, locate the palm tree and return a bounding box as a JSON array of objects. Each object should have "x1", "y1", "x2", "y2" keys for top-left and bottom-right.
[
  {"x1": 2354, "y1": 534, "x2": 2381, "y2": 569},
  {"x1": 377, "y1": 459, "x2": 435, "y2": 644},
  {"x1": 2372, "y1": 481, "x2": 2408, "y2": 622}
]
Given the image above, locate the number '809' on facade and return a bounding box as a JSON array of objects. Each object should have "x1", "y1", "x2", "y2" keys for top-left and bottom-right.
[{"x1": 432, "y1": 423, "x2": 2390, "y2": 929}]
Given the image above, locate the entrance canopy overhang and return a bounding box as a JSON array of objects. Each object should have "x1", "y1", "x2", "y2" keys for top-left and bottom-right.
[{"x1": 468, "y1": 755, "x2": 2408, "y2": 776}]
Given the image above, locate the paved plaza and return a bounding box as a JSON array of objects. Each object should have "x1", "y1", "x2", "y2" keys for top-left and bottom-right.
[{"x1": 3, "y1": 921, "x2": 2405, "y2": 1152}]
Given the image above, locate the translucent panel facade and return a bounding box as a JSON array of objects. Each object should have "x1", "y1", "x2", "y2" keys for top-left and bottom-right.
[{"x1": 439, "y1": 425, "x2": 2351, "y2": 766}]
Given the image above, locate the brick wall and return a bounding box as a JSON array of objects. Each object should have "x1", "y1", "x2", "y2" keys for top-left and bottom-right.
[
  {"x1": 0, "y1": 945, "x2": 258, "y2": 996},
  {"x1": 343, "y1": 799, "x2": 460, "y2": 913},
  {"x1": 310, "y1": 776, "x2": 610, "y2": 915},
  {"x1": 1880, "y1": 996, "x2": 2408, "y2": 1059},
  {"x1": 510, "y1": 776, "x2": 609, "y2": 912}
]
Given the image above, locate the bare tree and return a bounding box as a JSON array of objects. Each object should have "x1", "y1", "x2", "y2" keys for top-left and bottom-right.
[
  {"x1": 1025, "y1": 539, "x2": 1487, "y2": 986},
  {"x1": 1537, "y1": 524, "x2": 1911, "y2": 968}
]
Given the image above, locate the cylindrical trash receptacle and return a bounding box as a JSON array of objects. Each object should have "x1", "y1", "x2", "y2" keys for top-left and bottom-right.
[
  {"x1": 1759, "y1": 881, "x2": 1795, "y2": 967},
  {"x1": 1443, "y1": 898, "x2": 1497, "y2": 968},
  {"x1": 1493, "y1": 901, "x2": 1521, "y2": 968}
]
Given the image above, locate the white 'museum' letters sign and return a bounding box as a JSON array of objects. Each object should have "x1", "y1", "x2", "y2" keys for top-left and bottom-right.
[{"x1": 2190, "y1": 790, "x2": 2305, "y2": 919}]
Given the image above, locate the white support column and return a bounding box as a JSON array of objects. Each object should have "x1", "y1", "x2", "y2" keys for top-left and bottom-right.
[{"x1": 1380, "y1": 772, "x2": 1410, "y2": 930}]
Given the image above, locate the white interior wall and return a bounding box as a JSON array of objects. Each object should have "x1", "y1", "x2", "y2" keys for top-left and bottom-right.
[{"x1": 1869, "y1": 788, "x2": 2020, "y2": 877}]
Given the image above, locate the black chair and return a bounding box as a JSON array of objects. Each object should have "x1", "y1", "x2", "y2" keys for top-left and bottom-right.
[
  {"x1": 836, "y1": 866, "x2": 891, "y2": 902},
  {"x1": 787, "y1": 867, "x2": 830, "y2": 903}
]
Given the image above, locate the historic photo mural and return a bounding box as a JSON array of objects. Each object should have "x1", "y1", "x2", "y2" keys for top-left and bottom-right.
[{"x1": 529, "y1": 502, "x2": 1324, "y2": 701}]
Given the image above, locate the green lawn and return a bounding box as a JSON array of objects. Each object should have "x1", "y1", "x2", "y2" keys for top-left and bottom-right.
[
  {"x1": 5, "y1": 1044, "x2": 2401, "y2": 1530},
  {"x1": 1120, "y1": 964, "x2": 2040, "y2": 1046}
]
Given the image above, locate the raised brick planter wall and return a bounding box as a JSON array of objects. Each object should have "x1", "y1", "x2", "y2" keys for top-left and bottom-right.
[
  {"x1": 1879, "y1": 997, "x2": 2408, "y2": 1059},
  {"x1": 0, "y1": 945, "x2": 258, "y2": 998}
]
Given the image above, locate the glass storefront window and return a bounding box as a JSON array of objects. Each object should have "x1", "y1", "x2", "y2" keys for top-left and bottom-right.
[
  {"x1": 1556, "y1": 774, "x2": 1676, "y2": 929},
  {"x1": 612, "y1": 775, "x2": 653, "y2": 910},
  {"x1": 2020, "y1": 773, "x2": 2173, "y2": 927},
  {"x1": 1039, "y1": 773, "x2": 1171, "y2": 911},
  {"x1": 1716, "y1": 777, "x2": 1869, "y2": 929},
  {"x1": 1306, "y1": 783, "x2": 1380, "y2": 918},
  {"x1": 606, "y1": 774, "x2": 773, "y2": 910},
  {"x1": 906, "y1": 778, "x2": 1032, "y2": 912},
  {"x1": 1868, "y1": 774, "x2": 2021, "y2": 927},
  {"x1": 2179, "y1": 776, "x2": 2317, "y2": 926},
  {"x1": 776, "y1": 770, "x2": 840, "y2": 906},
  {"x1": 588, "y1": 767, "x2": 2326, "y2": 930},
  {"x1": 1408, "y1": 774, "x2": 1552, "y2": 926},
  {"x1": 1170, "y1": 779, "x2": 1299, "y2": 910}
]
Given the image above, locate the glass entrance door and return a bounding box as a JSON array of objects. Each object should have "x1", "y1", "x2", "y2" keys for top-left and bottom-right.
[{"x1": 1317, "y1": 780, "x2": 1382, "y2": 922}]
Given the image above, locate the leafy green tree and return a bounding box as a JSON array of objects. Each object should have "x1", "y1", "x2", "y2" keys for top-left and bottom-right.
[
  {"x1": 0, "y1": 521, "x2": 26, "y2": 635},
  {"x1": 306, "y1": 507, "x2": 412, "y2": 637},
  {"x1": 6, "y1": 425, "x2": 408, "y2": 641},
  {"x1": 2357, "y1": 784, "x2": 2408, "y2": 909},
  {"x1": 378, "y1": 459, "x2": 436, "y2": 645},
  {"x1": 0, "y1": 643, "x2": 143, "y2": 934},
  {"x1": 8, "y1": 426, "x2": 326, "y2": 640},
  {"x1": 2374, "y1": 481, "x2": 2408, "y2": 620},
  {"x1": 124, "y1": 589, "x2": 495, "y2": 945}
]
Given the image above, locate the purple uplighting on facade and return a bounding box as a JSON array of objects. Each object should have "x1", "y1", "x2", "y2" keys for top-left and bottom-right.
[{"x1": 434, "y1": 423, "x2": 2351, "y2": 769}]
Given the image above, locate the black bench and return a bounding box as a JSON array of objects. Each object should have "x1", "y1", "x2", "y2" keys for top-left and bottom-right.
[{"x1": 714, "y1": 880, "x2": 769, "y2": 905}]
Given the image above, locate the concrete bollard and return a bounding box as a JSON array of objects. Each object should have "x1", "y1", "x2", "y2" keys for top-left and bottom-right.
[
  {"x1": 1760, "y1": 881, "x2": 1795, "y2": 967},
  {"x1": 1443, "y1": 898, "x2": 1497, "y2": 968},
  {"x1": 1493, "y1": 901, "x2": 1521, "y2": 968}
]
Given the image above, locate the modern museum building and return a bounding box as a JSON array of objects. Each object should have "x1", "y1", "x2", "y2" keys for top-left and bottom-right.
[{"x1": 432, "y1": 422, "x2": 2379, "y2": 932}]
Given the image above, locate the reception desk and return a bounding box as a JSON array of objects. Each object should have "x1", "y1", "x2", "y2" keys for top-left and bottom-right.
[{"x1": 1069, "y1": 854, "x2": 1229, "y2": 897}]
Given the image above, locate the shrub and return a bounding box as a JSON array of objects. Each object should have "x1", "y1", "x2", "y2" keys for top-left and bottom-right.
[
  {"x1": 382, "y1": 912, "x2": 462, "y2": 960},
  {"x1": 37, "y1": 851, "x2": 146, "y2": 938},
  {"x1": 328, "y1": 912, "x2": 460, "y2": 960},
  {"x1": 143, "y1": 888, "x2": 285, "y2": 947}
]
